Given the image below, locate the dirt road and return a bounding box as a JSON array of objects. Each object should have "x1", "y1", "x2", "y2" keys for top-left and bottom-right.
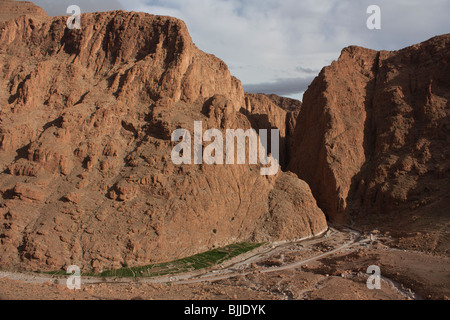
[{"x1": 1, "y1": 226, "x2": 448, "y2": 300}]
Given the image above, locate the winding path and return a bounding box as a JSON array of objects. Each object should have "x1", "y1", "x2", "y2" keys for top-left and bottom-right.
[{"x1": 0, "y1": 227, "x2": 362, "y2": 286}]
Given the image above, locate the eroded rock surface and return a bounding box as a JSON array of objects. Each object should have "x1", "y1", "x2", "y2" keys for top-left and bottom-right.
[
  {"x1": 289, "y1": 35, "x2": 450, "y2": 231},
  {"x1": 244, "y1": 93, "x2": 301, "y2": 169},
  {"x1": 0, "y1": 0, "x2": 48, "y2": 22},
  {"x1": 0, "y1": 9, "x2": 327, "y2": 272}
]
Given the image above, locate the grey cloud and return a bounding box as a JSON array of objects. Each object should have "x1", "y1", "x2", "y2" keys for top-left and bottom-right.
[
  {"x1": 243, "y1": 77, "x2": 315, "y2": 97},
  {"x1": 295, "y1": 66, "x2": 319, "y2": 74},
  {"x1": 32, "y1": 0, "x2": 125, "y2": 16}
]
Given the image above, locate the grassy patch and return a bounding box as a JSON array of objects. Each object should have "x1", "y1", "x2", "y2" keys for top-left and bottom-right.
[{"x1": 44, "y1": 242, "x2": 263, "y2": 278}]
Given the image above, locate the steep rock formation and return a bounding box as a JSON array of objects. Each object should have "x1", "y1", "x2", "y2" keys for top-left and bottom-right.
[
  {"x1": 244, "y1": 93, "x2": 301, "y2": 169},
  {"x1": 0, "y1": 9, "x2": 327, "y2": 272},
  {"x1": 289, "y1": 35, "x2": 450, "y2": 231},
  {"x1": 0, "y1": 0, "x2": 48, "y2": 22}
]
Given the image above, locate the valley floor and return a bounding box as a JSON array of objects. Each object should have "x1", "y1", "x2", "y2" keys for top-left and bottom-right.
[{"x1": 0, "y1": 227, "x2": 448, "y2": 300}]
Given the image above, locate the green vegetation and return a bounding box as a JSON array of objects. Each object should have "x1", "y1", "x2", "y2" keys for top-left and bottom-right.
[{"x1": 45, "y1": 242, "x2": 263, "y2": 279}]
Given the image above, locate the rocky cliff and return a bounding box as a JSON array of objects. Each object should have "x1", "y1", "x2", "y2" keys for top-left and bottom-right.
[
  {"x1": 289, "y1": 35, "x2": 450, "y2": 235},
  {"x1": 0, "y1": 8, "x2": 327, "y2": 272},
  {"x1": 244, "y1": 93, "x2": 301, "y2": 169},
  {"x1": 0, "y1": 0, "x2": 48, "y2": 22}
]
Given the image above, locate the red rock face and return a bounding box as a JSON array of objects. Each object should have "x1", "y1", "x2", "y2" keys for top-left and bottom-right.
[
  {"x1": 244, "y1": 93, "x2": 302, "y2": 169},
  {"x1": 0, "y1": 0, "x2": 48, "y2": 22},
  {"x1": 289, "y1": 35, "x2": 450, "y2": 226},
  {"x1": 0, "y1": 9, "x2": 327, "y2": 272}
]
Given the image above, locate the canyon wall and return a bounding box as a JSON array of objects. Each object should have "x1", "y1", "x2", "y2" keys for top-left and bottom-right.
[
  {"x1": 289, "y1": 35, "x2": 450, "y2": 229},
  {"x1": 0, "y1": 8, "x2": 327, "y2": 272}
]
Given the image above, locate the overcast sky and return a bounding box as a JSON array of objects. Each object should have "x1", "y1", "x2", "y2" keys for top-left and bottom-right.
[{"x1": 32, "y1": 0, "x2": 450, "y2": 100}]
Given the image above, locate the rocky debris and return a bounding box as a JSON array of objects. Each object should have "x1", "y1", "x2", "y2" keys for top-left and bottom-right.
[
  {"x1": 255, "y1": 172, "x2": 327, "y2": 242},
  {"x1": 13, "y1": 182, "x2": 47, "y2": 202},
  {"x1": 0, "y1": 8, "x2": 327, "y2": 271},
  {"x1": 289, "y1": 34, "x2": 450, "y2": 227},
  {"x1": 259, "y1": 259, "x2": 283, "y2": 267}
]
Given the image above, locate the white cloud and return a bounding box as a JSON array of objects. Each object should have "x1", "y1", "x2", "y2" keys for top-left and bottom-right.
[{"x1": 34, "y1": 0, "x2": 450, "y2": 100}]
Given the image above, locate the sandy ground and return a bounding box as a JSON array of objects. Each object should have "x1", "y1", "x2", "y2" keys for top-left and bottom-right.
[{"x1": 0, "y1": 228, "x2": 448, "y2": 300}]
